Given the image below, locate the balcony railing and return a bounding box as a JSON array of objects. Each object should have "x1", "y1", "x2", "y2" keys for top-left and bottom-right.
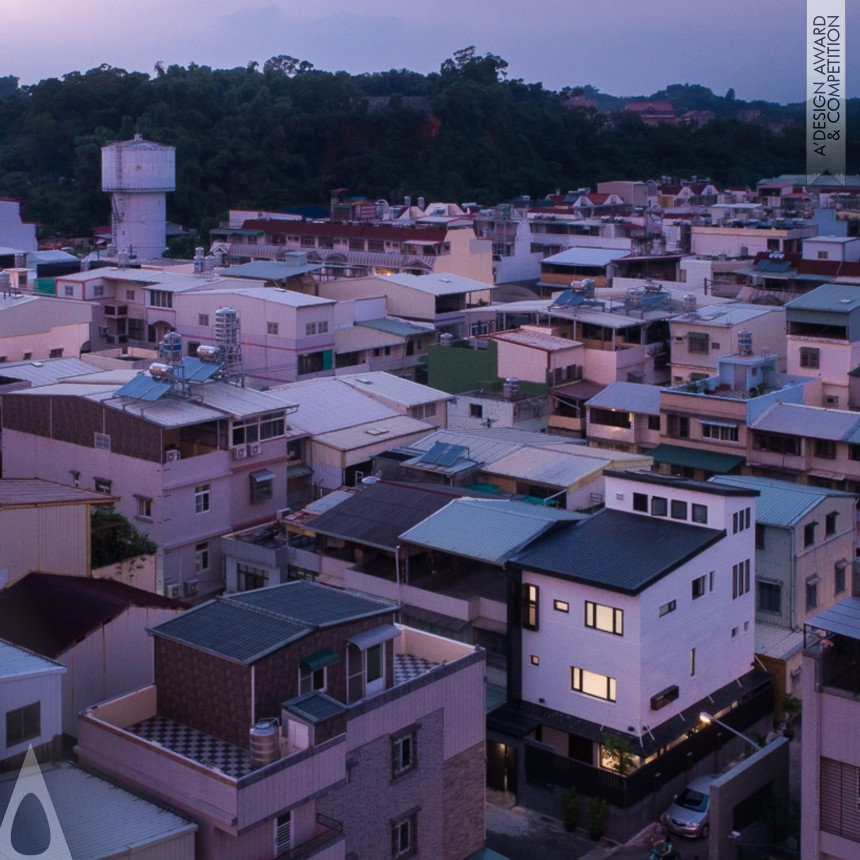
[{"x1": 277, "y1": 814, "x2": 343, "y2": 860}]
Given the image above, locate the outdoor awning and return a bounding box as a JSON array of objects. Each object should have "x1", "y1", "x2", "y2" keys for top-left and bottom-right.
[
  {"x1": 287, "y1": 464, "x2": 313, "y2": 479},
  {"x1": 347, "y1": 623, "x2": 400, "y2": 650},
  {"x1": 649, "y1": 444, "x2": 744, "y2": 474},
  {"x1": 250, "y1": 469, "x2": 275, "y2": 484},
  {"x1": 299, "y1": 648, "x2": 341, "y2": 672}
]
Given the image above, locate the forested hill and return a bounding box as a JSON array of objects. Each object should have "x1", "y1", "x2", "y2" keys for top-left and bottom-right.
[{"x1": 0, "y1": 49, "x2": 856, "y2": 240}]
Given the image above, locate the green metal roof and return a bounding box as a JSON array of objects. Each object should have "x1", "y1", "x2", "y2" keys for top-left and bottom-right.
[
  {"x1": 299, "y1": 648, "x2": 341, "y2": 672},
  {"x1": 648, "y1": 443, "x2": 744, "y2": 474}
]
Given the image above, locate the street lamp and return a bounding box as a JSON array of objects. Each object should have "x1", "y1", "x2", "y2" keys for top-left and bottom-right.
[{"x1": 699, "y1": 711, "x2": 762, "y2": 751}]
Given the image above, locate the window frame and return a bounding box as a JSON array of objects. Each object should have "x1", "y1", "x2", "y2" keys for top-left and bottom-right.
[
  {"x1": 523, "y1": 584, "x2": 539, "y2": 631},
  {"x1": 194, "y1": 483, "x2": 211, "y2": 514},
  {"x1": 570, "y1": 666, "x2": 617, "y2": 702},
  {"x1": 392, "y1": 730, "x2": 417, "y2": 778},
  {"x1": 6, "y1": 702, "x2": 40, "y2": 747},
  {"x1": 584, "y1": 600, "x2": 624, "y2": 636}
]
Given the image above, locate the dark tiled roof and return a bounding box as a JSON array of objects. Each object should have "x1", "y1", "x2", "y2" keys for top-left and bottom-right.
[
  {"x1": 511, "y1": 509, "x2": 723, "y2": 594},
  {"x1": 0, "y1": 573, "x2": 183, "y2": 658},
  {"x1": 282, "y1": 691, "x2": 347, "y2": 723},
  {"x1": 304, "y1": 481, "x2": 476, "y2": 550},
  {"x1": 152, "y1": 581, "x2": 396, "y2": 664}
]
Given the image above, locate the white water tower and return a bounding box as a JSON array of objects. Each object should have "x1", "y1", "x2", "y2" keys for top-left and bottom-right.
[{"x1": 102, "y1": 134, "x2": 175, "y2": 260}]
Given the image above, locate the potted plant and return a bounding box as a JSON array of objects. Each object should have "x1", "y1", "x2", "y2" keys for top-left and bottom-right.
[
  {"x1": 587, "y1": 796, "x2": 606, "y2": 841},
  {"x1": 560, "y1": 788, "x2": 580, "y2": 832}
]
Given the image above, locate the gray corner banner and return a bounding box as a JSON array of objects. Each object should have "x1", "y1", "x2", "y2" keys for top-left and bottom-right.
[{"x1": 807, "y1": 0, "x2": 846, "y2": 187}]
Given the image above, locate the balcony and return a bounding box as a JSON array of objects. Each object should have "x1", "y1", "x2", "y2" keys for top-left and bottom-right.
[
  {"x1": 278, "y1": 814, "x2": 344, "y2": 860},
  {"x1": 104, "y1": 304, "x2": 129, "y2": 317},
  {"x1": 77, "y1": 686, "x2": 347, "y2": 835}
]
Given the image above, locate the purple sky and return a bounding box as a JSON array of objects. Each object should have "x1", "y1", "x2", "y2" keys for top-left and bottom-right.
[{"x1": 6, "y1": 0, "x2": 857, "y2": 103}]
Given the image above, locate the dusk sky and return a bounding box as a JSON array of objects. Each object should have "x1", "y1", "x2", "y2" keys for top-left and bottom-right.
[{"x1": 5, "y1": 0, "x2": 858, "y2": 104}]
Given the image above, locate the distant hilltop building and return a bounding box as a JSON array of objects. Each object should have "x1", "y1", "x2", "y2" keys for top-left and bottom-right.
[
  {"x1": 101, "y1": 134, "x2": 175, "y2": 261},
  {"x1": 624, "y1": 101, "x2": 678, "y2": 125}
]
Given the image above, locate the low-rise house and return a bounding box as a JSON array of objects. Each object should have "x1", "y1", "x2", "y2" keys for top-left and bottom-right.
[
  {"x1": 537, "y1": 247, "x2": 624, "y2": 293},
  {"x1": 492, "y1": 470, "x2": 770, "y2": 841},
  {"x1": 0, "y1": 290, "x2": 92, "y2": 361},
  {"x1": 801, "y1": 598, "x2": 860, "y2": 859},
  {"x1": 0, "y1": 573, "x2": 183, "y2": 736},
  {"x1": 0, "y1": 639, "x2": 65, "y2": 772},
  {"x1": 585, "y1": 381, "x2": 662, "y2": 453},
  {"x1": 785, "y1": 283, "x2": 860, "y2": 409},
  {"x1": 0, "y1": 479, "x2": 114, "y2": 589},
  {"x1": 76, "y1": 580, "x2": 487, "y2": 860},
  {"x1": 0, "y1": 362, "x2": 298, "y2": 595},
  {"x1": 669, "y1": 303, "x2": 786, "y2": 384},
  {"x1": 710, "y1": 475, "x2": 857, "y2": 705}
]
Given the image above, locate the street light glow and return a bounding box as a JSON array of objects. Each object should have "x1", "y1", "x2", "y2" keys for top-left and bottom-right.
[{"x1": 698, "y1": 711, "x2": 761, "y2": 750}]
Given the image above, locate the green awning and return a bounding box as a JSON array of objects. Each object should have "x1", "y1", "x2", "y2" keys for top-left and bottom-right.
[
  {"x1": 649, "y1": 444, "x2": 745, "y2": 474},
  {"x1": 299, "y1": 648, "x2": 341, "y2": 672}
]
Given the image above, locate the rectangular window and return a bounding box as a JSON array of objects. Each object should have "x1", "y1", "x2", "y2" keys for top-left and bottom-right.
[
  {"x1": 633, "y1": 492, "x2": 648, "y2": 512},
  {"x1": 799, "y1": 347, "x2": 820, "y2": 369},
  {"x1": 530, "y1": 654, "x2": 540, "y2": 666},
  {"x1": 755, "y1": 523, "x2": 766, "y2": 548},
  {"x1": 826, "y1": 512, "x2": 838, "y2": 536},
  {"x1": 237, "y1": 563, "x2": 268, "y2": 591},
  {"x1": 804, "y1": 522, "x2": 817, "y2": 547},
  {"x1": 94, "y1": 432, "x2": 111, "y2": 451},
  {"x1": 553, "y1": 599, "x2": 570, "y2": 613},
  {"x1": 745, "y1": 507, "x2": 751, "y2": 529},
  {"x1": 194, "y1": 484, "x2": 211, "y2": 514},
  {"x1": 49, "y1": 348, "x2": 64, "y2": 358},
  {"x1": 64, "y1": 285, "x2": 74, "y2": 297},
  {"x1": 667, "y1": 414, "x2": 690, "y2": 439},
  {"x1": 648, "y1": 414, "x2": 661, "y2": 431},
  {"x1": 392, "y1": 732, "x2": 416, "y2": 777},
  {"x1": 250, "y1": 470, "x2": 274, "y2": 503},
  {"x1": 690, "y1": 647, "x2": 696, "y2": 677},
  {"x1": 691, "y1": 503, "x2": 708, "y2": 524},
  {"x1": 523, "y1": 584, "x2": 539, "y2": 630},
  {"x1": 687, "y1": 332, "x2": 710, "y2": 354},
  {"x1": 754, "y1": 432, "x2": 801, "y2": 456},
  {"x1": 670, "y1": 500, "x2": 688, "y2": 520},
  {"x1": 584, "y1": 601, "x2": 623, "y2": 636},
  {"x1": 305, "y1": 322, "x2": 317, "y2": 336},
  {"x1": 571, "y1": 667, "x2": 617, "y2": 702},
  {"x1": 94, "y1": 477, "x2": 112, "y2": 494},
  {"x1": 6, "y1": 702, "x2": 41, "y2": 747},
  {"x1": 590, "y1": 408, "x2": 632, "y2": 429},
  {"x1": 815, "y1": 439, "x2": 837, "y2": 459},
  {"x1": 126, "y1": 289, "x2": 135, "y2": 301},
  {"x1": 318, "y1": 320, "x2": 328, "y2": 334},
  {"x1": 392, "y1": 814, "x2": 417, "y2": 858},
  {"x1": 733, "y1": 511, "x2": 739, "y2": 533},
  {"x1": 757, "y1": 581, "x2": 782, "y2": 613},
  {"x1": 835, "y1": 562, "x2": 847, "y2": 594},
  {"x1": 299, "y1": 665, "x2": 327, "y2": 695},
  {"x1": 198, "y1": 313, "x2": 209, "y2": 327},
  {"x1": 298, "y1": 351, "x2": 326, "y2": 375},
  {"x1": 135, "y1": 496, "x2": 153, "y2": 520},
  {"x1": 692, "y1": 575, "x2": 706, "y2": 599},
  {"x1": 659, "y1": 600, "x2": 677, "y2": 617},
  {"x1": 275, "y1": 812, "x2": 292, "y2": 855},
  {"x1": 195, "y1": 542, "x2": 210, "y2": 573},
  {"x1": 268, "y1": 321, "x2": 279, "y2": 335},
  {"x1": 702, "y1": 423, "x2": 739, "y2": 442},
  {"x1": 806, "y1": 577, "x2": 818, "y2": 611},
  {"x1": 651, "y1": 496, "x2": 668, "y2": 517},
  {"x1": 149, "y1": 290, "x2": 173, "y2": 308},
  {"x1": 733, "y1": 559, "x2": 751, "y2": 598}
]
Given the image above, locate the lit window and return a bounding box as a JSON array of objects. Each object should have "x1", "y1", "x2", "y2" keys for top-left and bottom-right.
[
  {"x1": 571, "y1": 666, "x2": 617, "y2": 702},
  {"x1": 194, "y1": 484, "x2": 211, "y2": 514},
  {"x1": 530, "y1": 654, "x2": 540, "y2": 666},
  {"x1": 553, "y1": 599, "x2": 570, "y2": 613},
  {"x1": 584, "y1": 601, "x2": 623, "y2": 635},
  {"x1": 523, "y1": 584, "x2": 539, "y2": 630}
]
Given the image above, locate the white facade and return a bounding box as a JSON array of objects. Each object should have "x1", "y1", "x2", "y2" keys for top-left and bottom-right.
[{"x1": 691, "y1": 224, "x2": 817, "y2": 258}]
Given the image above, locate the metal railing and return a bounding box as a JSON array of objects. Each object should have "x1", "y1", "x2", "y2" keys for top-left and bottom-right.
[{"x1": 277, "y1": 814, "x2": 343, "y2": 860}]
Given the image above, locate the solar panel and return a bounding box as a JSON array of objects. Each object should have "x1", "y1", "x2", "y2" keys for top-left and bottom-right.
[
  {"x1": 436, "y1": 444, "x2": 467, "y2": 466},
  {"x1": 115, "y1": 374, "x2": 174, "y2": 402},
  {"x1": 418, "y1": 441, "x2": 449, "y2": 464},
  {"x1": 181, "y1": 355, "x2": 223, "y2": 383}
]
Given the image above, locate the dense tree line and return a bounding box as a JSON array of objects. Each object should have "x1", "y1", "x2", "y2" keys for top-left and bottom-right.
[{"x1": 0, "y1": 51, "x2": 854, "y2": 241}]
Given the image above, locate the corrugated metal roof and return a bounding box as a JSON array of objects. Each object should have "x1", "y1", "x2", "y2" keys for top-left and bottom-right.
[
  {"x1": 492, "y1": 330, "x2": 582, "y2": 351},
  {"x1": 192, "y1": 285, "x2": 333, "y2": 307},
  {"x1": 684, "y1": 304, "x2": 783, "y2": 327},
  {"x1": 383, "y1": 272, "x2": 495, "y2": 295},
  {"x1": 0, "y1": 762, "x2": 196, "y2": 855},
  {"x1": 586, "y1": 381, "x2": 661, "y2": 415},
  {"x1": 336, "y1": 325, "x2": 402, "y2": 352},
  {"x1": 314, "y1": 415, "x2": 433, "y2": 451},
  {"x1": 755, "y1": 622, "x2": 803, "y2": 660},
  {"x1": 0, "y1": 478, "x2": 109, "y2": 508},
  {"x1": 483, "y1": 447, "x2": 610, "y2": 487},
  {"x1": 400, "y1": 498, "x2": 582, "y2": 565},
  {"x1": 338, "y1": 372, "x2": 451, "y2": 407},
  {"x1": 785, "y1": 283, "x2": 860, "y2": 312},
  {"x1": 358, "y1": 318, "x2": 433, "y2": 337},
  {"x1": 805, "y1": 597, "x2": 860, "y2": 641},
  {"x1": 267, "y1": 378, "x2": 398, "y2": 434},
  {"x1": 0, "y1": 357, "x2": 98, "y2": 388},
  {"x1": 305, "y1": 482, "x2": 476, "y2": 550},
  {"x1": 542, "y1": 248, "x2": 624, "y2": 267},
  {"x1": 0, "y1": 639, "x2": 65, "y2": 679},
  {"x1": 710, "y1": 475, "x2": 853, "y2": 526},
  {"x1": 649, "y1": 444, "x2": 745, "y2": 473},
  {"x1": 751, "y1": 402, "x2": 860, "y2": 441},
  {"x1": 152, "y1": 581, "x2": 396, "y2": 664},
  {"x1": 222, "y1": 260, "x2": 322, "y2": 279},
  {"x1": 512, "y1": 508, "x2": 724, "y2": 593}
]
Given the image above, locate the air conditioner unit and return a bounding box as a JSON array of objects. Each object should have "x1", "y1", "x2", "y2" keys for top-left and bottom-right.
[
  {"x1": 184, "y1": 579, "x2": 199, "y2": 597},
  {"x1": 277, "y1": 507, "x2": 292, "y2": 522},
  {"x1": 165, "y1": 582, "x2": 181, "y2": 599},
  {"x1": 248, "y1": 441, "x2": 263, "y2": 457},
  {"x1": 232, "y1": 445, "x2": 248, "y2": 460},
  {"x1": 165, "y1": 449, "x2": 181, "y2": 463},
  {"x1": 98, "y1": 325, "x2": 109, "y2": 336}
]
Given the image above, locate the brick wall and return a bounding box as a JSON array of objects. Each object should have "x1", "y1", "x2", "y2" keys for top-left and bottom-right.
[{"x1": 442, "y1": 741, "x2": 486, "y2": 860}]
